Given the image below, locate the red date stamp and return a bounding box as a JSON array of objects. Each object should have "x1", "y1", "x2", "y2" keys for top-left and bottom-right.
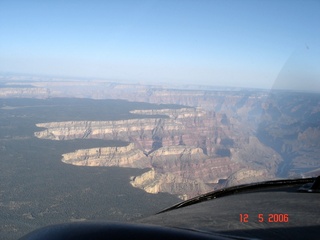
[{"x1": 240, "y1": 213, "x2": 289, "y2": 223}]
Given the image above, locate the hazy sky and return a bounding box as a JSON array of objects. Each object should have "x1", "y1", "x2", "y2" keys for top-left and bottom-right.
[{"x1": 0, "y1": 0, "x2": 319, "y2": 90}]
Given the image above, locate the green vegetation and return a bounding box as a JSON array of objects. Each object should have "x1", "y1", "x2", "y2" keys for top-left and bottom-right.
[{"x1": 0, "y1": 98, "x2": 181, "y2": 239}]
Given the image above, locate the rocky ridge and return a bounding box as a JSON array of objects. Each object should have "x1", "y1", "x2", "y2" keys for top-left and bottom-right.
[
  {"x1": 62, "y1": 143, "x2": 150, "y2": 168},
  {"x1": 34, "y1": 107, "x2": 281, "y2": 199},
  {"x1": 5, "y1": 80, "x2": 318, "y2": 198}
]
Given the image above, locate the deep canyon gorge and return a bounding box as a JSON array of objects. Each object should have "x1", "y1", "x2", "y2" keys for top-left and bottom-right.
[{"x1": 1, "y1": 80, "x2": 317, "y2": 199}]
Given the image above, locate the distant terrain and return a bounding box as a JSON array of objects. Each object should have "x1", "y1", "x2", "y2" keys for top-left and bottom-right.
[{"x1": 0, "y1": 77, "x2": 320, "y2": 239}]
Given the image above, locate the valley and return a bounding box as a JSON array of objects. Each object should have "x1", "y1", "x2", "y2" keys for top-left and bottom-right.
[{"x1": 0, "y1": 80, "x2": 320, "y2": 239}]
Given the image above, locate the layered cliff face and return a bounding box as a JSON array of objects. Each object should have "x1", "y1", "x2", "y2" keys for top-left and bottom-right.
[
  {"x1": 130, "y1": 89, "x2": 320, "y2": 178},
  {"x1": 225, "y1": 169, "x2": 273, "y2": 187},
  {"x1": 35, "y1": 108, "x2": 203, "y2": 153},
  {"x1": 130, "y1": 146, "x2": 218, "y2": 200},
  {"x1": 62, "y1": 143, "x2": 150, "y2": 168},
  {"x1": 4, "y1": 80, "x2": 319, "y2": 199},
  {"x1": 35, "y1": 118, "x2": 175, "y2": 152},
  {"x1": 130, "y1": 146, "x2": 244, "y2": 200},
  {"x1": 34, "y1": 108, "x2": 223, "y2": 156},
  {"x1": 34, "y1": 107, "x2": 282, "y2": 199},
  {"x1": 230, "y1": 137, "x2": 282, "y2": 173},
  {"x1": 130, "y1": 168, "x2": 213, "y2": 200}
]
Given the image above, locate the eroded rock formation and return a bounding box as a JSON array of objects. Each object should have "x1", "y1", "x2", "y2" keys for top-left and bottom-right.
[
  {"x1": 4, "y1": 80, "x2": 320, "y2": 198},
  {"x1": 62, "y1": 143, "x2": 150, "y2": 168},
  {"x1": 34, "y1": 107, "x2": 282, "y2": 199}
]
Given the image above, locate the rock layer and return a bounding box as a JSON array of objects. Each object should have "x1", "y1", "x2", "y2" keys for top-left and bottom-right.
[
  {"x1": 4, "y1": 80, "x2": 320, "y2": 198},
  {"x1": 62, "y1": 143, "x2": 150, "y2": 168},
  {"x1": 34, "y1": 107, "x2": 282, "y2": 199}
]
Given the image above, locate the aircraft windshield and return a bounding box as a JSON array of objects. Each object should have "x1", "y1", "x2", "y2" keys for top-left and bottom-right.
[{"x1": 0, "y1": 1, "x2": 319, "y2": 239}]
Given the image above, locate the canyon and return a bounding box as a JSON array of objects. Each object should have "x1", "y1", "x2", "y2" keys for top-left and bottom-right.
[
  {"x1": 34, "y1": 107, "x2": 282, "y2": 199},
  {"x1": 2, "y1": 79, "x2": 320, "y2": 199}
]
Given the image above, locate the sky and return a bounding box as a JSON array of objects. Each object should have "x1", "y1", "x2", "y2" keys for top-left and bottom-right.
[{"x1": 0, "y1": 0, "x2": 320, "y2": 90}]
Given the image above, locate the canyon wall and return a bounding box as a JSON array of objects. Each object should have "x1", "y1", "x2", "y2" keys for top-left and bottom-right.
[
  {"x1": 4, "y1": 80, "x2": 319, "y2": 198},
  {"x1": 34, "y1": 107, "x2": 282, "y2": 199},
  {"x1": 62, "y1": 143, "x2": 150, "y2": 168}
]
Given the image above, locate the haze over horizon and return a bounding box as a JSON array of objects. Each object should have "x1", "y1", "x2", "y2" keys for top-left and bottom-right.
[{"x1": 1, "y1": 0, "x2": 319, "y2": 91}]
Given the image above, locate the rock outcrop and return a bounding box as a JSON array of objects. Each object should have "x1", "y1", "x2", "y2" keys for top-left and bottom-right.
[
  {"x1": 9, "y1": 79, "x2": 315, "y2": 198},
  {"x1": 225, "y1": 169, "x2": 274, "y2": 187},
  {"x1": 34, "y1": 107, "x2": 282, "y2": 199},
  {"x1": 130, "y1": 168, "x2": 213, "y2": 200},
  {"x1": 35, "y1": 108, "x2": 221, "y2": 156},
  {"x1": 130, "y1": 146, "x2": 243, "y2": 200},
  {"x1": 62, "y1": 143, "x2": 150, "y2": 168}
]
